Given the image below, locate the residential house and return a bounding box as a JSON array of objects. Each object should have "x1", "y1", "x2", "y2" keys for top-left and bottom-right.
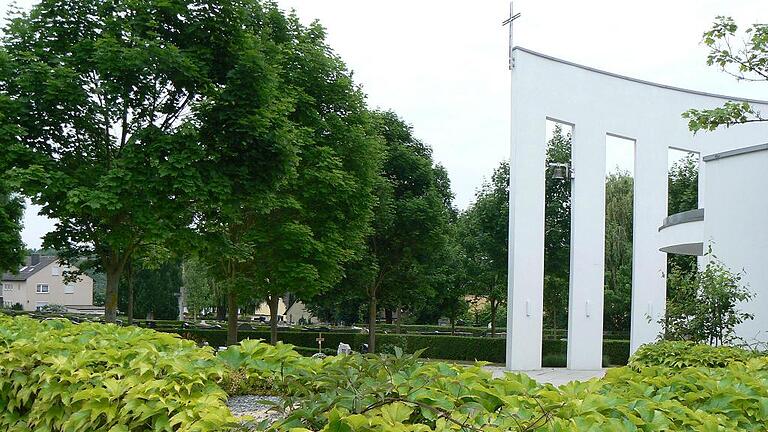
[{"x1": 1, "y1": 254, "x2": 96, "y2": 313}]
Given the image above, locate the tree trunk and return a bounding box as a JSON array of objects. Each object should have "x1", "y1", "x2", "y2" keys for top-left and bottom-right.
[
  {"x1": 216, "y1": 298, "x2": 227, "y2": 321},
  {"x1": 450, "y1": 315, "x2": 456, "y2": 336},
  {"x1": 490, "y1": 299, "x2": 498, "y2": 338},
  {"x1": 268, "y1": 294, "x2": 280, "y2": 345},
  {"x1": 395, "y1": 304, "x2": 402, "y2": 334},
  {"x1": 385, "y1": 309, "x2": 393, "y2": 324},
  {"x1": 226, "y1": 288, "x2": 238, "y2": 346},
  {"x1": 104, "y1": 266, "x2": 122, "y2": 323},
  {"x1": 368, "y1": 292, "x2": 377, "y2": 354},
  {"x1": 126, "y1": 263, "x2": 134, "y2": 326}
]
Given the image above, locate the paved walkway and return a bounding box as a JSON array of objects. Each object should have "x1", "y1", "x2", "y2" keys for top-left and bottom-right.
[{"x1": 485, "y1": 367, "x2": 607, "y2": 386}]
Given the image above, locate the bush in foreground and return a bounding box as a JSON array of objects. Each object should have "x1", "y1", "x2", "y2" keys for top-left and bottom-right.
[
  {"x1": 2, "y1": 315, "x2": 767, "y2": 431},
  {"x1": 217, "y1": 339, "x2": 768, "y2": 431},
  {"x1": 0, "y1": 315, "x2": 235, "y2": 431}
]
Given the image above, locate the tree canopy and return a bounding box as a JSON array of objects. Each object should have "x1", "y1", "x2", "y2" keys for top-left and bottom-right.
[{"x1": 0, "y1": 0, "x2": 281, "y2": 321}]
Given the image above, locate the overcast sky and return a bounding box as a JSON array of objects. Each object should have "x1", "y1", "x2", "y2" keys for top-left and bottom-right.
[{"x1": 3, "y1": 0, "x2": 767, "y2": 249}]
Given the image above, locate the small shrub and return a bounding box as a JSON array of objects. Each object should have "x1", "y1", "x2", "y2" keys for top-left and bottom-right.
[
  {"x1": 630, "y1": 340, "x2": 762, "y2": 370},
  {"x1": 542, "y1": 353, "x2": 566, "y2": 367}
]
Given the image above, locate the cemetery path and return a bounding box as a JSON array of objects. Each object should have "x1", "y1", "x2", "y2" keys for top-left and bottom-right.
[{"x1": 485, "y1": 367, "x2": 607, "y2": 386}]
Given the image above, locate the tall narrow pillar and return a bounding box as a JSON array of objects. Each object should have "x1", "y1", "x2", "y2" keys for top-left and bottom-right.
[
  {"x1": 630, "y1": 136, "x2": 668, "y2": 353},
  {"x1": 566, "y1": 126, "x2": 607, "y2": 370},
  {"x1": 506, "y1": 109, "x2": 546, "y2": 370}
]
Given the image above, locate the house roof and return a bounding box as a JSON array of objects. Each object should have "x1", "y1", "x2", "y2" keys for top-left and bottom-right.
[{"x1": 1, "y1": 256, "x2": 57, "y2": 282}]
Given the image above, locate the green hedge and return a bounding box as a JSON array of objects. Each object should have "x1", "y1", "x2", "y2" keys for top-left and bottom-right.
[{"x1": 174, "y1": 329, "x2": 630, "y2": 365}]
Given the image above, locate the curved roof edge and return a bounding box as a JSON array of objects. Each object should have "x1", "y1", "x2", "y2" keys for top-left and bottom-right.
[{"x1": 513, "y1": 46, "x2": 768, "y2": 105}]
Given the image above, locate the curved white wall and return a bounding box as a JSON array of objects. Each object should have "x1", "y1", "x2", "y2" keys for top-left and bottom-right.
[
  {"x1": 508, "y1": 47, "x2": 768, "y2": 370},
  {"x1": 703, "y1": 146, "x2": 768, "y2": 344}
]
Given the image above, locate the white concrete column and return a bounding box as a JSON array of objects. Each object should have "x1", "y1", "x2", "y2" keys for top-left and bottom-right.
[
  {"x1": 506, "y1": 108, "x2": 547, "y2": 371},
  {"x1": 630, "y1": 136, "x2": 668, "y2": 353},
  {"x1": 566, "y1": 126, "x2": 606, "y2": 370}
]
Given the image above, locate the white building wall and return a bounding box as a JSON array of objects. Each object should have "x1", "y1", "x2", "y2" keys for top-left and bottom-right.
[
  {"x1": 703, "y1": 148, "x2": 768, "y2": 344},
  {"x1": 508, "y1": 47, "x2": 768, "y2": 370},
  {"x1": 2, "y1": 261, "x2": 93, "y2": 311}
]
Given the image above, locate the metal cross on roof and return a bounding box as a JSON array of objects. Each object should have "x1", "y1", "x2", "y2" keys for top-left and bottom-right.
[{"x1": 502, "y1": 2, "x2": 521, "y2": 70}]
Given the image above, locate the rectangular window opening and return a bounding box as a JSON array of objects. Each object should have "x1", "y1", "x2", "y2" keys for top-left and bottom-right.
[
  {"x1": 603, "y1": 135, "x2": 635, "y2": 338},
  {"x1": 542, "y1": 119, "x2": 573, "y2": 363}
]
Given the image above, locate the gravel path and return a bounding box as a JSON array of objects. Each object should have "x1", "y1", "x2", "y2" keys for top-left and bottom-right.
[{"x1": 227, "y1": 395, "x2": 284, "y2": 428}]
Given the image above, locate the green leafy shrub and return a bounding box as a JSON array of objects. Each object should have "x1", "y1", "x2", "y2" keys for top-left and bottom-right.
[
  {"x1": 0, "y1": 315, "x2": 235, "y2": 431},
  {"x1": 174, "y1": 329, "x2": 630, "y2": 365},
  {"x1": 630, "y1": 340, "x2": 762, "y2": 370},
  {"x1": 233, "y1": 343, "x2": 768, "y2": 431}
]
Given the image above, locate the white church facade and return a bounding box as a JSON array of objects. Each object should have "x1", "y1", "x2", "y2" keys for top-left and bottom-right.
[{"x1": 506, "y1": 47, "x2": 768, "y2": 370}]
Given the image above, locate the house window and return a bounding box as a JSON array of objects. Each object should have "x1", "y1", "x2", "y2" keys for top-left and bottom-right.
[
  {"x1": 3, "y1": 283, "x2": 11, "y2": 291},
  {"x1": 36, "y1": 284, "x2": 49, "y2": 294},
  {"x1": 35, "y1": 302, "x2": 48, "y2": 311},
  {"x1": 51, "y1": 266, "x2": 60, "y2": 276},
  {"x1": 64, "y1": 285, "x2": 75, "y2": 294}
]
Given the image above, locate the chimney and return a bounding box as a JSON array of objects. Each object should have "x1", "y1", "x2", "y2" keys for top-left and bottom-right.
[{"x1": 30, "y1": 254, "x2": 41, "y2": 266}]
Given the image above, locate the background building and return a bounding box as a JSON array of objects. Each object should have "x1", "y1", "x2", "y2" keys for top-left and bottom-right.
[{"x1": 1, "y1": 254, "x2": 95, "y2": 312}]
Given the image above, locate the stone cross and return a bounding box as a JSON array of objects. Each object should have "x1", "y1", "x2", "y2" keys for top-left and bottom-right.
[{"x1": 316, "y1": 333, "x2": 325, "y2": 352}]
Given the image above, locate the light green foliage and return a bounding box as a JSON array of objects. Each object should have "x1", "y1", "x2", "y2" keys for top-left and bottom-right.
[
  {"x1": 0, "y1": 315, "x2": 234, "y2": 431},
  {"x1": 218, "y1": 339, "x2": 312, "y2": 396},
  {"x1": 683, "y1": 17, "x2": 768, "y2": 131},
  {"x1": 223, "y1": 340, "x2": 768, "y2": 431},
  {"x1": 661, "y1": 254, "x2": 754, "y2": 346},
  {"x1": 3, "y1": 317, "x2": 767, "y2": 431},
  {"x1": 629, "y1": 341, "x2": 761, "y2": 370}
]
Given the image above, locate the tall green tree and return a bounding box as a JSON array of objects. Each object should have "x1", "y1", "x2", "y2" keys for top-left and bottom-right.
[
  {"x1": 0, "y1": 0, "x2": 292, "y2": 322},
  {"x1": 330, "y1": 111, "x2": 449, "y2": 353},
  {"x1": 181, "y1": 258, "x2": 216, "y2": 320},
  {"x1": 604, "y1": 171, "x2": 633, "y2": 332},
  {"x1": 195, "y1": 10, "x2": 382, "y2": 345},
  {"x1": 118, "y1": 261, "x2": 181, "y2": 321},
  {"x1": 0, "y1": 182, "x2": 24, "y2": 273},
  {"x1": 683, "y1": 17, "x2": 768, "y2": 131},
  {"x1": 668, "y1": 154, "x2": 699, "y2": 215},
  {"x1": 543, "y1": 126, "x2": 572, "y2": 331},
  {"x1": 667, "y1": 154, "x2": 699, "y2": 279},
  {"x1": 461, "y1": 161, "x2": 509, "y2": 337}
]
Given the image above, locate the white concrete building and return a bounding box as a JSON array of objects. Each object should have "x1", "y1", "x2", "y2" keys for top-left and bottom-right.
[
  {"x1": 1, "y1": 254, "x2": 95, "y2": 312},
  {"x1": 507, "y1": 47, "x2": 768, "y2": 371}
]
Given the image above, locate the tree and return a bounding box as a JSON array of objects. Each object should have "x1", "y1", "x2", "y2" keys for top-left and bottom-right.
[
  {"x1": 0, "y1": 182, "x2": 24, "y2": 273},
  {"x1": 195, "y1": 10, "x2": 382, "y2": 346},
  {"x1": 119, "y1": 261, "x2": 181, "y2": 321},
  {"x1": 432, "y1": 223, "x2": 471, "y2": 335},
  {"x1": 603, "y1": 171, "x2": 633, "y2": 332},
  {"x1": 182, "y1": 258, "x2": 216, "y2": 320},
  {"x1": 660, "y1": 251, "x2": 753, "y2": 346},
  {"x1": 683, "y1": 17, "x2": 768, "y2": 131},
  {"x1": 330, "y1": 111, "x2": 450, "y2": 353},
  {"x1": 461, "y1": 161, "x2": 509, "y2": 337},
  {"x1": 668, "y1": 154, "x2": 699, "y2": 215},
  {"x1": 667, "y1": 155, "x2": 699, "y2": 279},
  {"x1": 543, "y1": 126, "x2": 572, "y2": 331},
  {"x1": 0, "y1": 0, "x2": 282, "y2": 322}
]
